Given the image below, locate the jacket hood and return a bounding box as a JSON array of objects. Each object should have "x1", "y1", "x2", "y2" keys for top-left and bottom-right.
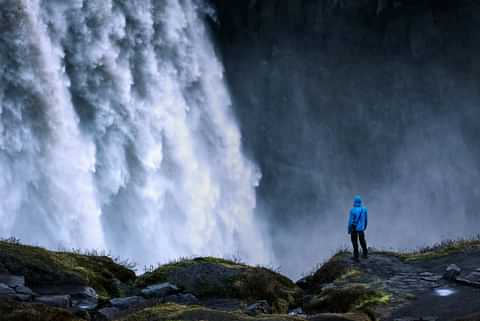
[{"x1": 353, "y1": 195, "x2": 362, "y2": 207}]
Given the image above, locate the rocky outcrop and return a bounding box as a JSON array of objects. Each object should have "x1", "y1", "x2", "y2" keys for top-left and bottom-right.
[
  {"x1": 2, "y1": 239, "x2": 480, "y2": 320},
  {"x1": 0, "y1": 240, "x2": 136, "y2": 299},
  {"x1": 136, "y1": 257, "x2": 303, "y2": 314}
]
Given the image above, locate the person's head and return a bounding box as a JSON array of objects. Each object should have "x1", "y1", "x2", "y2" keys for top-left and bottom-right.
[{"x1": 353, "y1": 195, "x2": 362, "y2": 207}]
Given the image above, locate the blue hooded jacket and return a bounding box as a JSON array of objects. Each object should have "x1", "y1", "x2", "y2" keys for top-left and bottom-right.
[{"x1": 348, "y1": 195, "x2": 368, "y2": 234}]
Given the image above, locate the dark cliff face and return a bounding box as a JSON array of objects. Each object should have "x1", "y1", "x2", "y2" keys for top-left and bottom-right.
[{"x1": 208, "y1": 0, "x2": 480, "y2": 276}]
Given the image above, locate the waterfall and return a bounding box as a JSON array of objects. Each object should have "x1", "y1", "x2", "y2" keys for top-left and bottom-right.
[{"x1": 0, "y1": 0, "x2": 269, "y2": 266}]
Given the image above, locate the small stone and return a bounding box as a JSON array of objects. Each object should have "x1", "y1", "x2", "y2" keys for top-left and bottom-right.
[
  {"x1": 141, "y1": 282, "x2": 179, "y2": 298},
  {"x1": 443, "y1": 264, "x2": 461, "y2": 281},
  {"x1": 35, "y1": 295, "x2": 71, "y2": 308},
  {"x1": 0, "y1": 275, "x2": 25, "y2": 288},
  {"x1": 110, "y1": 296, "x2": 145, "y2": 310},
  {"x1": 98, "y1": 307, "x2": 120, "y2": 320}
]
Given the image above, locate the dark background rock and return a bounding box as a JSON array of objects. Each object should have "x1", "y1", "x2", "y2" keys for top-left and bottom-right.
[{"x1": 208, "y1": 0, "x2": 480, "y2": 276}]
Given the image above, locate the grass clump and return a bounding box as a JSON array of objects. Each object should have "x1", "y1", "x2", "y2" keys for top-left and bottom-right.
[
  {"x1": 398, "y1": 238, "x2": 480, "y2": 262},
  {"x1": 0, "y1": 239, "x2": 136, "y2": 298},
  {"x1": 304, "y1": 285, "x2": 390, "y2": 315},
  {"x1": 0, "y1": 301, "x2": 81, "y2": 321}
]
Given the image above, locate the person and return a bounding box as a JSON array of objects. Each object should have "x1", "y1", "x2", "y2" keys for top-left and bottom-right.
[{"x1": 348, "y1": 195, "x2": 368, "y2": 262}]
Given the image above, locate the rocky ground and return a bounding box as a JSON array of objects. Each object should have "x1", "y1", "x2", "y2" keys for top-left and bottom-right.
[{"x1": 0, "y1": 238, "x2": 480, "y2": 321}]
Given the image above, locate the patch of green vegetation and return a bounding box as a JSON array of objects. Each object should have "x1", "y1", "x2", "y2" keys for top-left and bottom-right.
[
  {"x1": 337, "y1": 268, "x2": 362, "y2": 282},
  {"x1": 118, "y1": 303, "x2": 302, "y2": 321},
  {"x1": 304, "y1": 285, "x2": 390, "y2": 315},
  {"x1": 398, "y1": 239, "x2": 480, "y2": 262},
  {"x1": 0, "y1": 301, "x2": 81, "y2": 321},
  {"x1": 0, "y1": 239, "x2": 136, "y2": 298}
]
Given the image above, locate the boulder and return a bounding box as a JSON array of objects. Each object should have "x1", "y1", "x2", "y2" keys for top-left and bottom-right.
[
  {"x1": 141, "y1": 282, "x2": 179, "y2": 298},
  {"x1": 34, "y1": 285, "x2": 96, "y2": 297},
  {"x1": 0, "y1": 274, "x2": 25, "y2": 288},
  {"x1": 164, "y1": 293, "x2": 199, "y2": 305},
  {"x1": 35, "y1": 294, "x2": 71, "y2": 308},
  {"x1": 110, "y1": 296, "x2": 145, "y2": 310},
  {"x1": 34, "y1": 285, "x2": 97, "y2": 310},
  {"x1": 443, "y1": 264, "x2": 461, "y2": 281},
  {"x1": 98, "y1": 307, "x2": 121, "y2": 320}
]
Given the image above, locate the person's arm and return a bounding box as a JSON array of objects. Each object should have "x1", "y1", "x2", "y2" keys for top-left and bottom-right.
[
  {"x1": 348, "y1": 210, "x2": 353, "y2": 234},
  {"x1": 364, "y1": 208, "x2": 368, "y2": 230}
]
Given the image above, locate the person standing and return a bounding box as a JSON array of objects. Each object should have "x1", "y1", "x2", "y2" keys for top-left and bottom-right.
[{"x1": 348, "y1": 195, "x2": 368, "y2": 262}]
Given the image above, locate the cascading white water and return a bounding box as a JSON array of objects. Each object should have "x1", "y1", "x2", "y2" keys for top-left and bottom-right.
[{"x1": 0, "y1": 0, "x2": 270, "y2": 266}]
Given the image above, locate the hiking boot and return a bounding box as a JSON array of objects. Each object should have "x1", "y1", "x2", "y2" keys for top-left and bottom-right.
[
  {"x1": 362, "y1": 253, "x2": 368, "y2": 259},
  {"x1": 352, "y1": 256, "x2": 360, "y2": 263}
]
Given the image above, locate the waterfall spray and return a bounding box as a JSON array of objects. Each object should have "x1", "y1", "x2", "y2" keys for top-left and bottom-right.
[{"x1": 0, "y1": 0, "x2": 269, "y2": 267}]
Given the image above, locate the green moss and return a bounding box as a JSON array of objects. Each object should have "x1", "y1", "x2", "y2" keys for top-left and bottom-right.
[
  {"x1": 304, "y1": 285, "x2": 390, "y2": 314},
  {"x1": 337, "y1": 268, "x2": 362, "y2": 282},
  {"x1": 118, "y1": 303, "x2": 302, "y2": 321},
  {"x1": 0, "y1": 301, "x2": 81, "y2": 321},
  {"x1": 0, "y1": 240, "x2": 136, "y2": 298}
]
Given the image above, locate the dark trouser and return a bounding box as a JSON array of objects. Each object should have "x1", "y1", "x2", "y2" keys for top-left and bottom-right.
[{"x1": 351, "y1": 230, "x2": 368, "y2": 259}]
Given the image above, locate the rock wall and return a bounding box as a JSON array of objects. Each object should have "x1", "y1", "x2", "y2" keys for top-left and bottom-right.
[{"x1": 209, "y1": 0, "x2": 480, "y2": 276}]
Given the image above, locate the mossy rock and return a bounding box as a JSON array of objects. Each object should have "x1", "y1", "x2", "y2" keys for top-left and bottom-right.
[
  {"x1": 0, "y1": 240, "x2": 136, "y2": 298},
  {"x1": 0, "y1": 301, "x2": 81, "y2": 321},
  {"x1": 298, "y1": 251, "x2": 353, "y2": 293},
  {"x1": 118, "y1": 303, "x2": 370, "y2": 321},
  {"x1": 136, "y1": 257, "x2": 302, "y2": 313},
  {"x1": 304, "y1": 285, "x2": 390, "y2": 315}
]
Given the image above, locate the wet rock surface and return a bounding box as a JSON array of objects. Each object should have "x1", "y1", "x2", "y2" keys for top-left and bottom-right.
[
  {"x1": 109, "y1": 296, "x2": 146, "y2": 310},
  {"x1": 140, "y1": 282, "x2": 179, "y2": 298},
  {"x1": 35, "y1": 294, "x2": 72, "y2": 308}
]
